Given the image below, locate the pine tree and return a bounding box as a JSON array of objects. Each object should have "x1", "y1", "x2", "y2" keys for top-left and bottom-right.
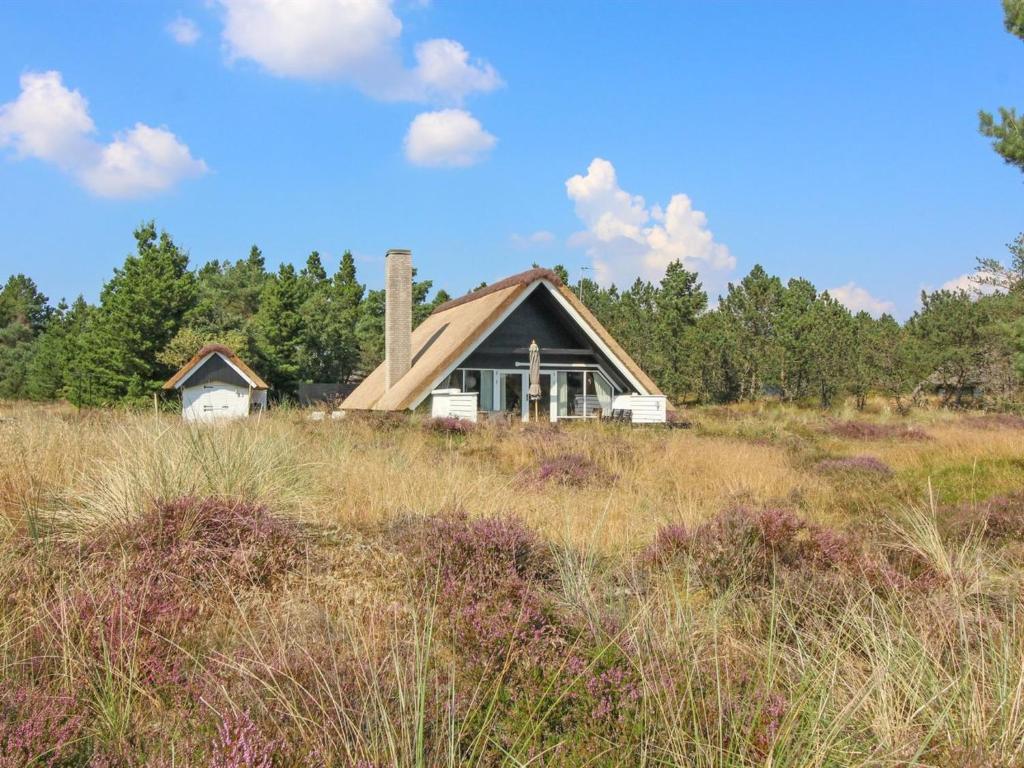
[
  {"x1": 654, "y1": 261, "x2": 707, "y2": 401},
  {"x1": 333, "y1": 251, "x2": 365, "y2": 380},
  {"x1": 299, "y1": 250, "x2": 365, "y2": 382},
  {"x1": 355, "y1": 288, "x2": 386, "y2": 372},
  {"x1": 0, "y1": 275, "x2": 51, "y2": 331},
  {"x1": 301, "y1": 251, "x2": 328, "y2": 286},
  {"x1": 411, "y1": 269, "x2": 437, "y2": 326},
  {"x1": 0, "y1": 317, "x2": 35, "y2": 399},
  {"x1": 191, "y1": 247, "x2": 267, "y2": 329},
  {"x1": 717, "y1": 265, "x2": 785, "y2": 400},
  {"x1": 74, "y1": 222, "x2": 195, "y2": 404},
  {"x1": 577, "y1": 277, "x2": 615, "y2": 325},
  {"x1": 847, "y1": 311, "x2": 879, "y2": 410},
  {"x1": 252, "y1": 264, "x2": 305, "y2": 394},
  {"x1": 0, "y1": 274, "x2": 52, "y2": 399},
  {"x1": 870, "y1": 314, "x2": 918, "y2": 412},
  {"x1": 247, "y1": 244, "x2": 265, "y2": 270},
  {"x1": 806, "y1": 292, "x2": 854, "y2": 407},
  {"x1": 908, "y1": 288, "x2": 991, "y2": 406},
  {"x1": 172, "y1": 244, "x2": 269, "y2": 364},
  {"x1": 23, "y1": 298, "x2": 69, "y2": 400},
  {"x1": 613, "y1": 278, "x2": 661, "y2": 379},
  {"x1": 56, "y1": 298, "x2": 96, "y2": 405},
  {"x1": 979, "y1": 1, "x2": 1024, "y2": 173},
  {"x1": 974, "y1": 233, "x2": 1024, "y2": 292},
  {"x1": 693, "y1": 310, "x2": 742, "y2": 403},
  {"x1": 775, "y1": 278, "x2": 818, "y2": 401}
]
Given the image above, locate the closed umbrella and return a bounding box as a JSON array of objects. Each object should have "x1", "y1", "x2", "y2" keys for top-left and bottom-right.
[{"x1": 528, "y1": 339, "x2": 541, "y2": 420}]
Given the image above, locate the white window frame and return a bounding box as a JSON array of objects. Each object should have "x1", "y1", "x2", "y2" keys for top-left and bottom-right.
[
  {"x1": 442, "y1": 365, "x2": 622, "y2": 423},
  {"x1": 554, "y1": 368, "x2": 614, "y2": 420}
]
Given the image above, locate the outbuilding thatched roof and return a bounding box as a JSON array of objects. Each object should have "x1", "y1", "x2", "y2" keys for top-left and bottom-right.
[{"x1": 162, "y1": 344, "x2": 269, "y2": 391}]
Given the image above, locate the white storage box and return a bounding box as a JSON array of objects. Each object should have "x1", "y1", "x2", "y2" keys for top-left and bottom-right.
[{"x1": 430, "y1": 389, "x2": 479, "y2": 422}]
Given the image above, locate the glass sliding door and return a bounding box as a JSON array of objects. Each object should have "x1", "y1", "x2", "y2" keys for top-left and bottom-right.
[
  {"x1": 463, "y1": 369, "x2": 494, "y2": 411},
  {"x1": 557, "y1": 371, "x2": 584, "y2": 417},
  {"x1": 478, "y1": 371, "x2": 494, "y2": 411},
  {"x1": 497, "y1": 372, "x2": 524, "y2": 419},
  {"x1": 557, "y1": 369, "x2": 615, "y2": 419},
  {"x1": 588, "y1": 371, "x2": 613, "y2": 417}
]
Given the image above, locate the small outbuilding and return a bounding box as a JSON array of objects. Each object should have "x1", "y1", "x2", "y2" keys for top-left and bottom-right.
[{"x1": 162, "y1": 344, "x2": 269, "y2": 422}]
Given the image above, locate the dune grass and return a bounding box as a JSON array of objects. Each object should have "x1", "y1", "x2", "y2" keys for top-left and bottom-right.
[{"x1": 0, "y1": 401, "x2": 1021, "y2": 765}]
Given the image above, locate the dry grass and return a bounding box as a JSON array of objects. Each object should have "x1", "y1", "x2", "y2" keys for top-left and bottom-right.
[
  {"x1": 0, "y1": 400, "x2": 1022, "y2": 765},
  {"x1": 0, "y1": 404, "x2": 839, "y2": 548}
]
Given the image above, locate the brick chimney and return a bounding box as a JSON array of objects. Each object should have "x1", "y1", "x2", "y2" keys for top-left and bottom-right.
[{"x1": 384, "y1": 248, "x2": 412, "y2": 391}]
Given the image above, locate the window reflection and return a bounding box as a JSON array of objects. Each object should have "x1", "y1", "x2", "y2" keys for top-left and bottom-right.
[{"x1": 557, "y1": 370, "x2": 612, "y2": 418}]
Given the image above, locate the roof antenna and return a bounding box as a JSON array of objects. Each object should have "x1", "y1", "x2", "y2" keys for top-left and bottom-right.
[{"x1": 578, "y1": 265, "x2": 593, "y2": 301}]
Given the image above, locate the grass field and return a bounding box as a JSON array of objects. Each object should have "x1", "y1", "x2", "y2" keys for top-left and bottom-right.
[{"x1": 0, "y1": 401, "x2": 1022, "y2": 766}]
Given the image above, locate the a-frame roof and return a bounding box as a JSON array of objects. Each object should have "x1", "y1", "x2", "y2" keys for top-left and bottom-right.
[
  {"x1": 340, "y1": 268, "x2": 666, "y2": 412},
  {"x1": 162, "y1": 344, "x2": 269, "y2": 391}
]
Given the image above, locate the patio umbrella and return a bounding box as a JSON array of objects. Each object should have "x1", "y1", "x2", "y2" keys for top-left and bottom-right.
[{"x1": 528, "y1": 339, "x2": 541, "y2": 419}]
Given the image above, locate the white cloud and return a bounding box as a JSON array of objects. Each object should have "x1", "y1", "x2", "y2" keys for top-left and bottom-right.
[
  {"x1": 941, "y1": 273, "x2": 977, "y2": 293},
  {"x1": 80, "y1": 124, "x2": 208, "y2": 198},
  {"x1": 167, "y1": 16, "x2": 201, "y2": 46},
  {"x1": 404, "y1": 109, "x2": 495, "y2": 167},
  {"x1": 220, "y1": 0, "x2": 402, "y2": 80},
  {"x1": 218, "y1": 0, "x2": 500, "y2": 103},
  {"x1": 939, "y1": 272, "x2": 999, "y2": 296},
  {"x1": 411, "y1": 39, "x2": 502, "y2": 103},
  {"x1": 0, "y1": 71, "x2": 94, "y2": 168},
  {"x1": 0, "y1": 71, "x2": 206, "y2": 198},
  {"x1": 511, "y1": 230, "x2": 556, "y2": 248},
  {"x1": 828, "y1": 282, "x2": 895, "y2": 317},
  {"x1": 565, "y1": 157, "x2": 734, "y2": 286}
]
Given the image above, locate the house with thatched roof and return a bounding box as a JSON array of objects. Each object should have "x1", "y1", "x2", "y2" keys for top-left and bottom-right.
[
  {"x1": 162, "y1": 344, "x2": 268, "y2": 422},
  {"x1": 340, "y1": 250, "x2": 668, "y2": 423}
]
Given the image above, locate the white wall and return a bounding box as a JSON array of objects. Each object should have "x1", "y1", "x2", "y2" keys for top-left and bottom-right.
[
  {"x1": 612, "y1": 394, "x2": 667, "y2": 423},
  {"x1": 182, "y1": 383, "x2": 252, "y2": 422}
]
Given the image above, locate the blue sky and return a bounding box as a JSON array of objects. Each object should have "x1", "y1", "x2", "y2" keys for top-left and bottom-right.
[{"x1": 0, "y1": 1, "x2": 1021, "y2": 318}]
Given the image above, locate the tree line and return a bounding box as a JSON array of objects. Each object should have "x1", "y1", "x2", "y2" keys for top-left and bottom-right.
[
  {"x1": 1, "y1": 221, "x2": 1022, "y2": 410},
  {"x1": 0, "y1": 222, "x2": 448, "y2": 406},
  {"x1": 567, "y1": 237, "x2": 1023, "y2": 409}
]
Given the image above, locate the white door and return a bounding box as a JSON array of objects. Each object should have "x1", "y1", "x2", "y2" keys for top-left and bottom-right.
[{"x1": 182, "y1": 384, "x2": 249, "y2": 422}]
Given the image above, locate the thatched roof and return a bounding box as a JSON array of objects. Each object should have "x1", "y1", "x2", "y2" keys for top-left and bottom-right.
[
  {"x1": 340, "y1": 268, "x2": 666, "y2": 412},
  {"x1": 432, "y1": 267, "x2": 564, "y2": 312},
  {"x1": 162, "y1": 344, "x2": 269, "y2": 391}
]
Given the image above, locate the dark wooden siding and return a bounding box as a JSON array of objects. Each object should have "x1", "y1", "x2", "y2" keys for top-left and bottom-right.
[
  {"x1": 460, "y1": 288, "x2": 632, "y2": 390},
  {"x1": 182, "y1": 354, "x2": 250, "y2": 389}
]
